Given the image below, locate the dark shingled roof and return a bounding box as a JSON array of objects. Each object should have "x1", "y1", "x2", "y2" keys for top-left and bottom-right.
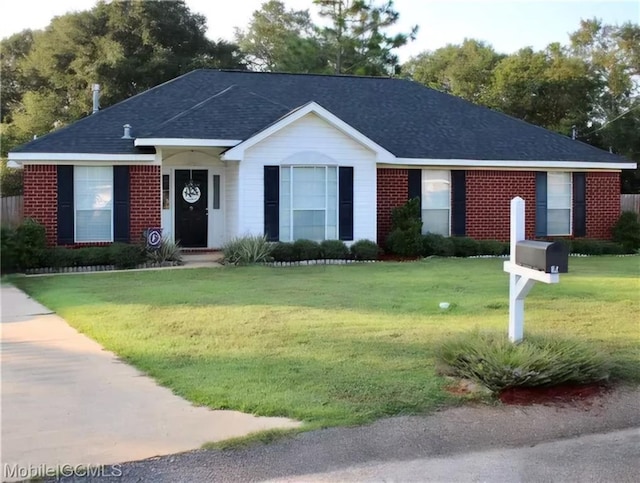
[{"x1": 11, "y1": 69, "x2": 627, "y2": 163}]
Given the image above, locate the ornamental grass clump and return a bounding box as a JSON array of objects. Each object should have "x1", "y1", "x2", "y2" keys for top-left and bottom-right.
[
  {"x1": 222, "y1": 235, "x2": 272, "y2": 265},
  {"x1": 147, "y1": 237, "x2": 183, "y2": 264},
  {"x1": 435, "y1": 331, "x2": 611, "y2": 393}
]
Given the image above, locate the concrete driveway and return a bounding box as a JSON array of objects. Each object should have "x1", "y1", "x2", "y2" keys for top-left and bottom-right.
[{"x1": 0, "y1": 285, "x2": 299, "y2": 480}]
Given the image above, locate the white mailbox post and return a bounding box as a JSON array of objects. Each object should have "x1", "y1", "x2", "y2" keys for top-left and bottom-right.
[{"x1": 503, "y1": 197, "x2": 560, "y2": 343}]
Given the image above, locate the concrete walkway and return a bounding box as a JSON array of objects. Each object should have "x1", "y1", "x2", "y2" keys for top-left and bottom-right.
[{"x1": 0, "y1": 285, "x2": 299, "y2": 479}]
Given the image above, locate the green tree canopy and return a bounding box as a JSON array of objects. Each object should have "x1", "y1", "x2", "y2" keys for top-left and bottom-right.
[
  {"x1": 235, "y1": 0, "x2": 329, "y2": 73},
  {"x1": 570, "y1": 19, "x2": 640, "y2": 191},
  {"x1": 0, "y1": 30, "x2": 35, "y2": 124},
  {"x1": 403, "y1": 39, "x2": 504, "y2": 104},
  {"x1": 313, "y1": 0, "x2": 418, "y2": 75},
  {"x1": 404, "y1": 19, "x2": 639, "y2": 192},
  {"x1": 487, "y1": 44, "x2": 596, "y2": 134},
  {"x1": 1, "y1": 0, "x2": 243, "y2": 156}
]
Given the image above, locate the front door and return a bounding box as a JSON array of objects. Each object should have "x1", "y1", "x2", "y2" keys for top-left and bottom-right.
[{"x1": 175, "y1": 169, "x2": 208, "y2": 247}]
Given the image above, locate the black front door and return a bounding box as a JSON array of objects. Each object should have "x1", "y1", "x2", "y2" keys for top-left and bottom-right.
[{"x1": 175, "y1": 170, "x2": 208, "y2": 247}]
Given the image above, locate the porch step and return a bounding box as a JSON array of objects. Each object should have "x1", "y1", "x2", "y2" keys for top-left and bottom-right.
[{"x1": 181, "y1": 251, "x2": 224, "y2": 264}]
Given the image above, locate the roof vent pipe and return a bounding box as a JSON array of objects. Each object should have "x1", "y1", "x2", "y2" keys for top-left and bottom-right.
[
  {"x1": 571, "y1": 125, "x2": 576, "y2": 140},
  {"x1": 92, "y1": 84, "x2": 101, "y2": 114},
  {"x1": 122, "y1": 124, "x2": 132, "y2": 139}
]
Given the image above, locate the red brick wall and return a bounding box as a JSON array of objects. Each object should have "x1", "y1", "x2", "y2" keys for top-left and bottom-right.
[
  {"x1": 585, "y1": 172, "x2": 620, "y2": 239},
  {"x1": 466, "y1": 170, "x2": 537, "y2": 241},
  {"x1": 23, "y1": 165, "x2": 57, "y2": 246},
  {"x1": 129, "y1": 165, "x2": 161, "y2": 243},
  {"x1": 376, "y1": 168, "x2": 409, "y2": 243}
]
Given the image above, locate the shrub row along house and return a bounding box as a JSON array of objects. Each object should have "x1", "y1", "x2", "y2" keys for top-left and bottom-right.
[{"x1": 9, "y1": 70, "x2": 636, "y2": 248}]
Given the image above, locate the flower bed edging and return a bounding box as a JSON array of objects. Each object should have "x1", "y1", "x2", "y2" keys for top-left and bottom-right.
[
  {"x1": 263, "y1": 259, "x2": 378, "y2": 267},
  {"x1": 24, "y1": 261, "x2": 182, "y2": 275}
]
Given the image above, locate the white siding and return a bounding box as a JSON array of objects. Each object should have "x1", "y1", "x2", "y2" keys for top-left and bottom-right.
[
  {"x1": 225, "y1": 163, "x2": 239, "y2": 241},
  {"x1": 238, "y1": 113, "x2": 377, "y2": 242}
]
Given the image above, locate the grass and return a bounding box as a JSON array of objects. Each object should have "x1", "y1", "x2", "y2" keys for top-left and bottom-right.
[
  {"x1": 11, "y1": 256, "x2": 640, "y2": 428},
  {"x1": 201, "y1": 428, "x2": 304, "y2": 451}
]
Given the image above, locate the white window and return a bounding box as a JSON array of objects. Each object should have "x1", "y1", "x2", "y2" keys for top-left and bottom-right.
[
  {"x1": 421, "y1": 170, "x2": 451, "y2": 236},
  {"x1": 74, "y1": 166, "x2": 113, "y2": 242},
  {"x1": 547, "y1": 172, "x2": 572, "y2": 236},
  {"x1": 280, "y1": 166, "x2": 337, "y2": 241}
]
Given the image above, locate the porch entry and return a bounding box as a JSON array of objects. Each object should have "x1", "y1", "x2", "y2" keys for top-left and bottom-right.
[{"x1": 175, "y1": 169, "x2": 208, "y2": 247}]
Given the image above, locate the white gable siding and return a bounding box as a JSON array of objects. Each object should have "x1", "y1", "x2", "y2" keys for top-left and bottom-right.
[
  {"x1": 225, "y1": 163, "x2": 239, "y2": 241},
  {"x1": 237, "y1": 113, "x2": 377, "y2": 241}
]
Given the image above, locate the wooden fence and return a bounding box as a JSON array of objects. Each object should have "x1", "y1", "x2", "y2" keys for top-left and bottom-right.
[
  {"x1": 1, "y1": 195, "x2": 23, "y2": 227},
  {"x1": 621, "y1": 194, "x2": 640, "y2": 214}
]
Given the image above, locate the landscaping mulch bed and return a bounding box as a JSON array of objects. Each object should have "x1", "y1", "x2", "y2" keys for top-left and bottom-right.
[{"x1": 499, "y1": 383, "x2": 610, "y2": 406}]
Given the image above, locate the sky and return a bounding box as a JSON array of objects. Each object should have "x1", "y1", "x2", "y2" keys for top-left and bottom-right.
[{"x1": 0, "y1": 0, "x2": 638, "y2": 61}]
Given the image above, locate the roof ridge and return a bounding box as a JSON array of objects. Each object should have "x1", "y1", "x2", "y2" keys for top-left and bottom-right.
[
  {"x1": 245, "y1": 90, "x2": 293, "y2": 110},
  {"x1": 141, "y1": 85, "x2": 238, "y2": 136},
  {"x1": 214, "y1": 68, "x2": 396, "y2": 81}
]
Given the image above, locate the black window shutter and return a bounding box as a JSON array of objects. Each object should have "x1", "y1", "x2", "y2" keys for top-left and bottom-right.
[
  {"x1": 573, "y1": 172, "x2": 586, "y2": 237},
  {"x1": 264, "y1": 166, "x2": 279, "y2": 241},
  {"x1": 408, "y1": 169, "x2": 422, "y2": 202},
  {"x1": 535, "y1": 172, "x2": 548, "y2": 238},
  {"x1": 57, "y1": 165, "x2": 74, "y2": 245},
  {"x1": 339, "y1": 167, "x2": 354, "y2": 241},
  {"x1": 451, "y1": 170, "x2": 466, "y2": 236},
  {"x1": 113, "y1": 166, "x2": 130, "y2": 243}
]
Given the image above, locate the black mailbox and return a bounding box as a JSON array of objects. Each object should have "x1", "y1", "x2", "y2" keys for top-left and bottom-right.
[{"x1": 515, "y1": 240, "x2": 568, "y2": 274}]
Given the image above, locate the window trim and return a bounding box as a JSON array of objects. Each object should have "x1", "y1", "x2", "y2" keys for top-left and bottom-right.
[
  {"x1": 280, "y1": 165, "x2": 339, "y2": 242},
  {"x1": 546, "y1": 171, "x2": 573, "y2": 237},
  {"x1": 421, "y1": 169, "x2": 452, "y2": 237},
  {"x1": 74, "y1": 166, "x2": 114, "y2": 243},
  {"x1": 162, "y1": 174, "x2": 170, "y2": 210}
]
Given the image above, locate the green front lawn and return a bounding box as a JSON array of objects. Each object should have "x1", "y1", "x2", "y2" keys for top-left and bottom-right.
[{"x1": 13, "y1": 257, "x2": 640, "y2": 427}]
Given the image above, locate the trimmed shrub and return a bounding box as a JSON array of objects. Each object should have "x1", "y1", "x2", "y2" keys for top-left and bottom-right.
[
  {"x1": 293, "y1": 239, "x2": 321, "y2": 261},
  {"x1": 476, "y1": 239, "x2": 509, "y2": 256},
  {"x1": 41, "y1": 245, "x2": 143, "y2": 269},
  {"x1": 0, "y1": 226, "x2": 17, "y2": 272},
  {"x1": 386, "y1": 198, "x2": 422, "y2": 257},
  {"x1": 387, "y1": 229, "x2": 422, "y2": 257},
  {"x1": 421, "y1": 233, "x2": 455, "y2": 257},
  {"x1": 549, "y1": 237, "x2": 572, "y2": 254},
  {"x1": 450, "y1": 236, "x2": 479, "y2": 257},
  {"x1": 80, "y1": 247, "x2": 112, "y2": 266},
  {"x1": 570, "y1": 238, "x2": 624, "y2": 255},
  {"x1": 223, "y1": 235, "x2": 272, "y2": 265},
  {"x1": 351, "y1": 239, "x2": 380, "y2": 260},
  {"x1": 436, "y1": 331, "x2": 611, "y2": 393},
  {"x1": 598, "y1": 241, "x2": 626, "y2": 255},
  {"x1": 612, "y1": 211, "x2": 640, "y2": 253},
  {"x1": 109, "y1": 243, "x2": 147, "y2": 269},
  {"x1": 44, "y1": 248, "x2": 78, "y2": 268},
  {"x1": 270, "y1": 242, "x2": 296, "y2": 262},
  {"x1": 148, "y1": 237, "x2": 183, "y2": 263},
  {"x1": 320, "y1": 240, "x2": 349, "y2": 259},
  {"x1": 14, "y1": 218, "x2": 47, "y2": 269}
]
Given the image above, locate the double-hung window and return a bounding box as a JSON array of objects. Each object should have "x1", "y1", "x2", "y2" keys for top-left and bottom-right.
[
  {"x1": 280, "y1": 166, "x2": 337, "y2": 241},
  {"x1": 421, "y1": 170, "x2": 451, "y2": 236},
  {"x1": 74, "y1": 166, "x2": 113, "y2": 242},
  {"x1": 547, "y1": 172, "x2": 572, "y2": 236}
]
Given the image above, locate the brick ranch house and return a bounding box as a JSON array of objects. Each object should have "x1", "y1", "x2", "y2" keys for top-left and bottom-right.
[{"x1": 8, "y1": 70, "x2": 636, "y2": 248}]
